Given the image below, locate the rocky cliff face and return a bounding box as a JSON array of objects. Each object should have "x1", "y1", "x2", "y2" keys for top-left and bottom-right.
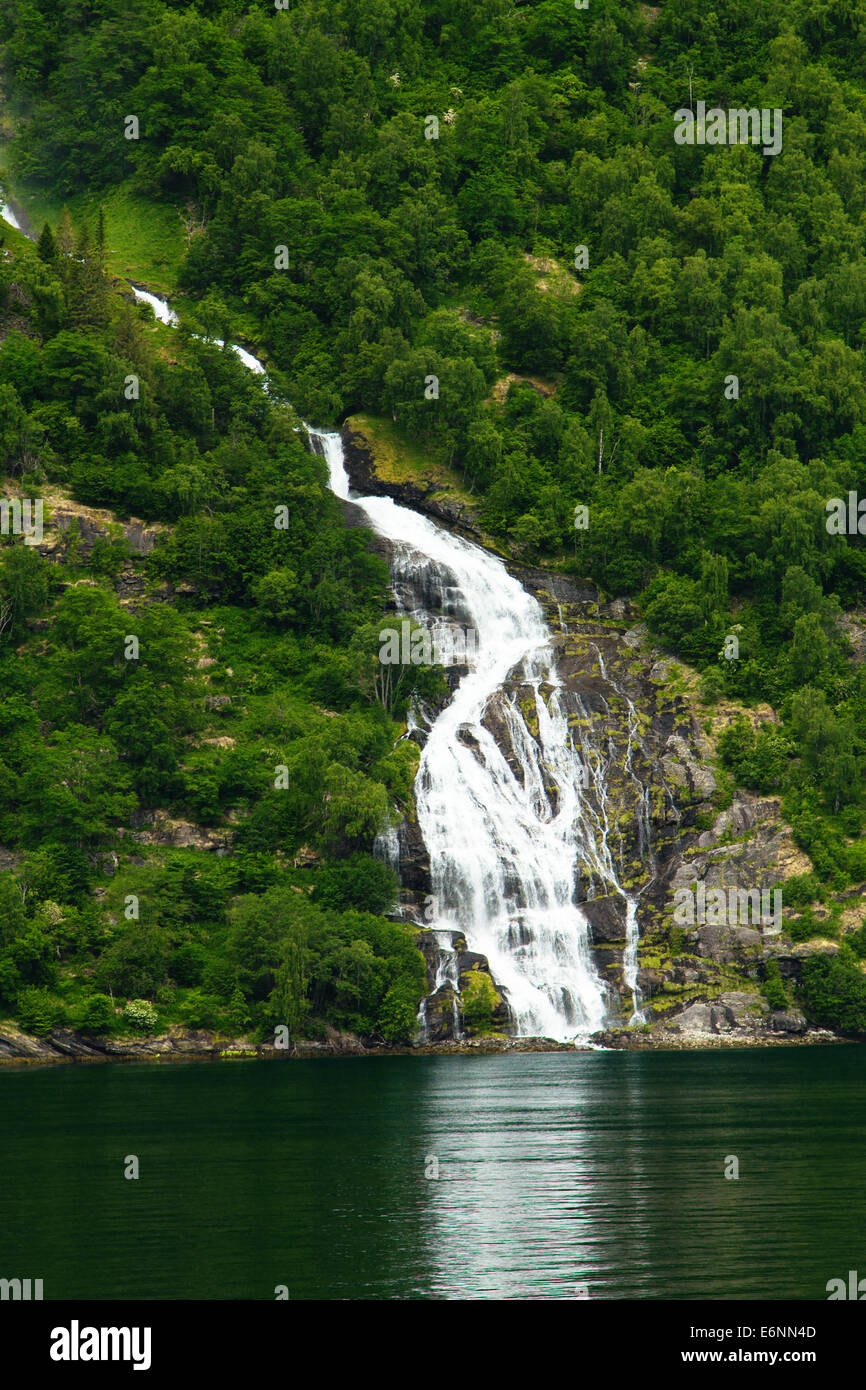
[{"x1": 343, "y1": 424, "x2": 836, "y2": 1048}]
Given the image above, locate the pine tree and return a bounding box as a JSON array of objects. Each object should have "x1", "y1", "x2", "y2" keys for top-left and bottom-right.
[
  {"x1": 55, "y1": 207, "x2": 76, "y2": 268},
  {"x1": 36, "y1": 221, "x2": 56, "y2": 263},
  {"x1": 69, "y1": 218, "x2": 108, "y2": 327}
]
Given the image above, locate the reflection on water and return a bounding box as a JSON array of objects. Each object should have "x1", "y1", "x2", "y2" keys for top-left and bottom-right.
[
  {"x1": 415, "y1": 1049, "x2": 866, "y2": 1300},
  {"x1": 0, "y1": 1048, "x2": 863, "y2": 1299}
]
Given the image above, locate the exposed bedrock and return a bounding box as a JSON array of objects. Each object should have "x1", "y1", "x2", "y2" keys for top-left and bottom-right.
[{"x1": 360, "y1": 464, "x2": 825, "y2": 1043}]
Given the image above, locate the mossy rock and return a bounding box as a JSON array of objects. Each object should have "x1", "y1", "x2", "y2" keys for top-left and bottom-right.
[{"x1": 460, "y1": 969, "x2": 506, "y2": 1036}]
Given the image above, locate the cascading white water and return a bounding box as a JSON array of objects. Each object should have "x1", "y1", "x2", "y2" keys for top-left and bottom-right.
[
  {"x1": 591, "y1": 645, "x2": 650, "y2": 1024},
  {"x1": 57, "y1": 275, "x2": 645, "y2": 1039},
  {"x1": 130, "y1": 287, "x2": 267, "y2": 376},
  {"x1": 0, "y1": 193, "x2": 21, "y2": 231},
  {"x1": 311, "y1": 428, "x2": 610, "y2": 1040},
  {"x1": 427, "y1": 933, "x2": 464, "y2": 1040},
  {"x1": 130, "y1": 285, "x2": 178, "y2": 325}
]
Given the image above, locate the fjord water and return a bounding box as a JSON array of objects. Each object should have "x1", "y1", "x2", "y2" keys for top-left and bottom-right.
[{"x1": 1, "y1": 1047, "x2": 862, "y2": 1300}]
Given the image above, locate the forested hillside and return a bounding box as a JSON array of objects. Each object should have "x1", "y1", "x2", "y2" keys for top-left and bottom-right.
[
  {"x1": 0, "y1": 210, "x2": 434, "y2": 1044},
  {"x1": 2, "y1": 0, "x2": 866, "y2": 1043}
]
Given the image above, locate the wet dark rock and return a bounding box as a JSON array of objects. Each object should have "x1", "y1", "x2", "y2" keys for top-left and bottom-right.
[
  {"x1": 582, "y1": 894, "x2": 626, "y2": 943},
  {"x1": 689, "y1": 924, "x2": 764, "y2": 962},
  {"x1": 395, "y1": 808, "x2": 430, "y2": 894},
  {"x1": 457, "y1": 950, "x2": 491, "y2": 976},
  {"x1": 768, "y1": 1009, "x2": 808, "y2": 1034},
  {"x1": 423, "y1": 984, "x2": 461, "y2": 1043}
]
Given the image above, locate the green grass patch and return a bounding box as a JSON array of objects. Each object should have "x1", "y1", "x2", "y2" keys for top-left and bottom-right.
[
  {"x1": 346, "y1": 413, "x2": 455, "y2": 487},
  {"x1": 3, "y1": 176, "x2": 184, "y2": 291},
  {"x1": 343, "y1": 413, "x2": 517, "y2": 557}
]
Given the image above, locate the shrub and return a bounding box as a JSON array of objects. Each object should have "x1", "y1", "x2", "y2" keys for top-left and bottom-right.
[
  {"x1": 96, "y1": 926, "x2": 168, "y2": 1000},
  {"x1": 73, "y1": 993, "x2": 116, "y2": 1035},
  {"x1": 168, "y1": 943, "x2": 207, "y2": 987},
  {"x1": 312, "y1": 854, "x2": 399, "y2": 914},
  {"x1": 123, "y1": 998, "x2": 159, "y2": 1032},
  {"x1": 846, "y1": 922, "x2": 866, "y2": 959},
  {"x1": 699, "y1": 667, "x2": 726, "y2": 705},
  {"x1": 760, "y1": 960, "x2": 788, "y2": 1010},
  {"x1": 228, "y1": 986, "x2": 251, "y2": 1034},
  {"x1": 717, "y1": 716, "x2": 789, "y2": 793},
  {"x1": 460, "y1": 970, "x2": 501, "y2": 1035},
  {"x1": 16, "y1": 986, "x2": 63, "y2": 1037},
  {"x1": 201, "y1": 958, "x2": 238, "y2": 1001},
  {"x1": 839, "y1": 805, "x2": 865, "y2": 837},
  {"x1": 798, "y1": 952, "x2": 866, "y2": 1037},
  {"x1": 783, "y1": 873, "x2": 823, "y2": 910},
  {"x1": 177, "y1": 989, "x2": 224, "y2": 1030},
  {"x1": 787, "y1": 907, "x2": 835, "y2": 943},
  {"x1": 376, "y1": 981, "x2": 422, "y2": 1043}
]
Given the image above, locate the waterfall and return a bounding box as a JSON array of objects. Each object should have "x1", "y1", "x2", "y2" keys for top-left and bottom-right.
[
  {"x1": 430, "y1": 932, "x2": 464, "y2": 1040},
  {"x1": 130, "y1": 287, "x2": 266, "y2": 376},
  {"x1": 0, "y1": 193, "x2": 21, "y2": 231},
  {"x1": 130, "y1": 285, "x2": 178, "y2": 325},
  {"x1": 51, "y1": 277, "x2": 645, "y2": 1040},
  {"x1": 310, "y1": 428, "x2": 610, "y2": 1040},
  {"x1": 373, "y1": 823, "x2": 400, "y2": 877}
]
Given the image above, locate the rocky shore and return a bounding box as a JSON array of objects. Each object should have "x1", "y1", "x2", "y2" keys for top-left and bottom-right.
[{"x1": 0, "y1": 1021, "x2": 847, "y2": 1066}]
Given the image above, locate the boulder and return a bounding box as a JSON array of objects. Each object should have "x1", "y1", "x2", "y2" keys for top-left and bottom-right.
[
  {"x1": 582, "y1": 894, "x2": 626, "y2": 943},
  {"x1": 692, "y1": 923, "x2": 762, "y2": 962},
  {"x1": 768, "y1": 1009, "x2": 808, "y2": 1035}
]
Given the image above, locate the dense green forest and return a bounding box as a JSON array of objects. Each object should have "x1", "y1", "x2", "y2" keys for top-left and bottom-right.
[{"x1": 2, "y1": 0, "x2": 866, "y2": 1041}]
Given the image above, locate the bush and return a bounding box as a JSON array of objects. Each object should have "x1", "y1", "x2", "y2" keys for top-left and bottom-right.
[
  {"x1": 839, "y1": 805, "x2": 865, "y2": 837},
  {"x1": 312, "y1": 854, "x2": 399, "y2": 914},
  {"x1": 16, "y1": 986, "x2": 63, "y2": 1036},
  {"x1": 460, "y1": 970, "x2": 500, "y2": 1035},
  {"x1": 846, "y1": 922, "x2": 866, "y2": 959},
  {"x1": 717, "y1": 716, "x2": 789, "y2": 794},
  {"x1": 376, "y1": 981, "x2": 422, "y2": 1043},
  {"x1": 201, "y1": 958, "x2": 238, "y2": 1001},
  {"x1": 73, "y1": 992, "x2": 116, "y2": 1035},
  {"x1": 783, "y1": 873, "x2": 823, "y2": 910},
  {"x1": 787, "y1": 907, "x2": 834, "y2": 943},
  {"x1": 0, "y1": 956, "x2": 21, "y2": 1004},
  {"x1": 798, "y1": 952, "x2": 866, "y2": 1037},
  {"x1": 699, "y1": 667, "x2": 726, "y2": 704},
  {"x1": 760, "y1": 960, "x2": 788, "y2": 1010},
  {"x1": 228, "y1": 986, "x2": 251, "y2": 1034},
  {"x1": 168, "y1": 943, "x2": 208, "y2": 987},
  {"x1": 177, "y1": 989, "x2": 225, "y2": 1030},
  {"x1": 96, "y1": 926, "x2": 168, "y2": 1000},
  {"x1": 123, "y1": 998, "x2": 159, "y2": 1032}
]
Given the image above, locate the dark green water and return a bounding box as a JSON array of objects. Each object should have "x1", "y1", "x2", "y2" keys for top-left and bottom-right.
[{"x1": 1, "y1": 1046, "x2": 863, "y2": 1300}]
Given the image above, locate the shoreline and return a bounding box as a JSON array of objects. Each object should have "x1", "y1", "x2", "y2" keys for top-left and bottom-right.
[{"x1": 0, "y1": 1026, "x2": 849, "y2": 1067}]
